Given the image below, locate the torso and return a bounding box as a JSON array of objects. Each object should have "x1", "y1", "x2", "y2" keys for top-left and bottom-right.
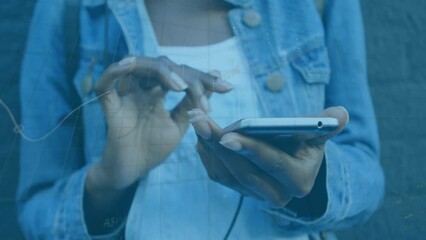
[
  {"x1": 145, "y1": 0, "x2": 235, "y2": 46},
  {"x1": 73, "y1": 1, "x2": 330, "y2": 238}
]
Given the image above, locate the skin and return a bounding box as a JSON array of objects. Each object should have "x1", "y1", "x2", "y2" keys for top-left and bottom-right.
[
  {"x1": 83, "y1": 0, "x2": 349, "y2": 233},
  {"x1": 145, "y1": 0, "x2": 234, "y2": 46},
  {"x1": 84, "y1": 0, "x2": 235, "y2": 233},
  {"x1": 189, "y1": 107, "x2": 349, "y2": 207}
]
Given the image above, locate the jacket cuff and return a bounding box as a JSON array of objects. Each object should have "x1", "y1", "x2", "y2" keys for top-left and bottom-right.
[
  {"x1": 263, "y1": 141, "x2": 349, "y2": 232},
  {"x1": 57, "y1": 163, "x2": 125, "y2": 239}
]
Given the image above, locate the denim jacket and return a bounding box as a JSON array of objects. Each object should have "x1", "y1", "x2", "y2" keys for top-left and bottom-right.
[{"x1": 18, "y1": 0, "x2": 385, "y2": 239}]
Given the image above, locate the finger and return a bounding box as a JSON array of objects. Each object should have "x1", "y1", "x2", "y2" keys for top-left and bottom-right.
[
  {"x1": 169, "y1": 95, "x2": 195, "y2": 136},
  {"x1": 163, "y1": 58, "x2": 232, "y2": 112},
  {"x1": 219, "y1": 132, "x2": 322, "y2": 198},
  {"x1": 177, "y1": 65, "x2": 230, "y2": 112},
  {"x1": 203, "y1": 70, "x2": 217, "y2": 99},
  {"x1": 162, "y1": 58, "x2": 233, "y2": 93},
  {"x1": 306, "y1": 106, "x2": 349, "y2": 146},
  {"x1": 134, "y1": 85, "x2": 167, "y2": 108},
  {"x1": 117, "y1": 74, "x2": 139, "y2": 96},
  {"x1": 208, "y1": 69, "x2": 222, "y2": 79},
  {"x1": 212, "y1": 141, "x2": 292, "y2": 207},
  {"x1": 171, "y1": 87, "x2": 214, "y2": 132},
  {"x1": 186, "y1": 108, "x2": 212, "y2": 139},
  {"x1": 162, "y1": 59, "x2": 231, "y2": 117},
  {"x1": 187, "y1": 112, "x2": 292, "y2": 205},
  {"x1": 156, "y1": 57, "x2": 210, "y2": 112},
  {"x1": 187, "y1": 78, "x2": 210, "y2": 113},
  {"x1": 196, "y1": 140, "x2": 261, "y2": 198},
  {"x1": 131, "y1": 56, "x2": 189, "y2": 92},
  {"x1": 187, "y1": 108, "x2": 225, "y2": 141},
  {"x1": 95, "y1": 57, "x2": 137, "y2": 110},
  {"x1": 171, "y1": 75, "x2": 213, "y2": 134},
  {"x1": 95, "y1": 57, "x2": 136, "y2": 94}
]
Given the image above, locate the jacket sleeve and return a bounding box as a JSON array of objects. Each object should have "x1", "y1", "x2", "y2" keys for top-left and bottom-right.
[
  {"x1": 17, "y1": 1, "x2": 123, "y2": 239},
  {"x1": 266, "y1": 0, "x2": 385, "y2": 233}
]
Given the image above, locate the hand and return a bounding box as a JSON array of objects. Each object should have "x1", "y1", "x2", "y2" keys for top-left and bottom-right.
[
  {"x1": 87, "y1": 56, "x2": 233, "y2": 190},
  {"x1": 189, "y1": 107, "x2": 349, "y2": 207}
]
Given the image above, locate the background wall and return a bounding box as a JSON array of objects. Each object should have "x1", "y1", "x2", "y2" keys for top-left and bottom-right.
[
  {"x1": 337, "y1": 0, "x2": 426, "y2": 239},
  {"x1": 0, "y1": 0, "x2": 425, "y2": 239}
]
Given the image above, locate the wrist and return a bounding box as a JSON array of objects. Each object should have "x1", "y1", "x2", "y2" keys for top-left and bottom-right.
[
  {"x1": 86, "y1": 161, "x2": 135, "y2": 193},
  {"x1": 85, "y1": 162, "x2": 141, "y2": 211},
  {"x1": 84, "y1": 163, "x2": 138, "y2": 235},
  {"x1": 94, "y1": 142, "x2": 150, "y2": 189}
]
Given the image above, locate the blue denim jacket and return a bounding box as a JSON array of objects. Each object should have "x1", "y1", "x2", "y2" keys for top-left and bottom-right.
[{"x1": 18, "y1": 0, "x2": 385, "y2": 239}]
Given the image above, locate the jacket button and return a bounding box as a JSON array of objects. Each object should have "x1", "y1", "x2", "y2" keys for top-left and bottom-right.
[
  {"x1": 82, "y1": 74, "x2": 93, "y2": 95},
  {"x1": 265, "y1": 72, "x2": 284, "y2": 92},
  {"x1": 243, "y1": 9, "x2": 261, "y2": 28}
]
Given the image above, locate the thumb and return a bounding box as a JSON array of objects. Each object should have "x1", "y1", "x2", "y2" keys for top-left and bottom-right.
[{"x1": 307, "y1": 106, "x2": 349, "y2": 146}]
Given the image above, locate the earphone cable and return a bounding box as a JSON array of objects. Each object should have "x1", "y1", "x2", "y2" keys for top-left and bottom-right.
[{"x1": 223, "y1": 195, "x2": 244, "y2": 240}]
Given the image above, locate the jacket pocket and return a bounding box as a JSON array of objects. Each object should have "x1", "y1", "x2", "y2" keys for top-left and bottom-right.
[
  {"x1": 287, "y1": 38, "x2": 331, "y2": 85},
  {"x1": 284, "y1": 37, "x2": 331, "y2": 114}
]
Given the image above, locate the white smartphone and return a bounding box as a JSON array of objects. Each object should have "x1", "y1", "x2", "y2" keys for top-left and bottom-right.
[{"x1": 223, "y1": 117, "x2": 339, "y2": 140}]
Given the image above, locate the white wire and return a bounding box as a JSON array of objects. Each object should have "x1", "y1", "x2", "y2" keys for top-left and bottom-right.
[{"x1": 0, "y1": 90, "x2": 111, "y2": 142}]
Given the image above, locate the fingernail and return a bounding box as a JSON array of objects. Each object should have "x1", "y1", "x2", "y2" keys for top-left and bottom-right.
[
  {"x1": 200, "y1": 95, "x2": 211, "y2": 112},
  {"x1": 170, "y1": 72, "x2": 188, "y2": 90},
  {"x1": 188, "y1": 109, "x2": 211, "y2": 140},
  {"x1": 219, "y1": 133, "x2": 242, "y2": 151},
  {"x1": 215, "y1": 80, "x2": 234, "y2": 90},
  {"x1": 209, "y1": 70, "x2": 222, "y2": 78},
  {"x1": 338, "y1": 106, "x2": 350, "y2": 126},
  {"x1": 118, "y1": 56, "x2": 136, "y2": 66},
  {"x1": 188, "y1": 109, "x2": 207, "y2": 122},
  {"x1": 209, "y1": 70, "x2": 233, "y2": 90}
]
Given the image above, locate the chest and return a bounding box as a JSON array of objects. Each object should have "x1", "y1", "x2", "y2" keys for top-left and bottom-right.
[
  {"x1": 145, "y1": 0, "x2": 234, "y2": 46},
  {"x1": 75, "y1": 0, "x2": 331, "y2": 164}
]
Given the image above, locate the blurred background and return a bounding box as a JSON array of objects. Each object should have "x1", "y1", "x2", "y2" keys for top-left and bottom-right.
[{"x1": 0, "y1": 0, "x2": 425, "y2": 239}]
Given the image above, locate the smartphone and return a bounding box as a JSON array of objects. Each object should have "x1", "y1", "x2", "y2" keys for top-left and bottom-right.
[{"x1": 223, "y1": 117, "x2": 339, "y2": 140}]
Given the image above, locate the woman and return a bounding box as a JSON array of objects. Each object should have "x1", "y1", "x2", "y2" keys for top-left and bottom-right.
[{"x1": 18, "y1": 0, "x2": 384, "y2": 239}]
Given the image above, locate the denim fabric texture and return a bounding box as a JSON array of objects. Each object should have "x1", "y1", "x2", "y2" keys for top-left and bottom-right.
[{"x1": 17, "y1": 0, "x2": 385, "y2": 239}]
